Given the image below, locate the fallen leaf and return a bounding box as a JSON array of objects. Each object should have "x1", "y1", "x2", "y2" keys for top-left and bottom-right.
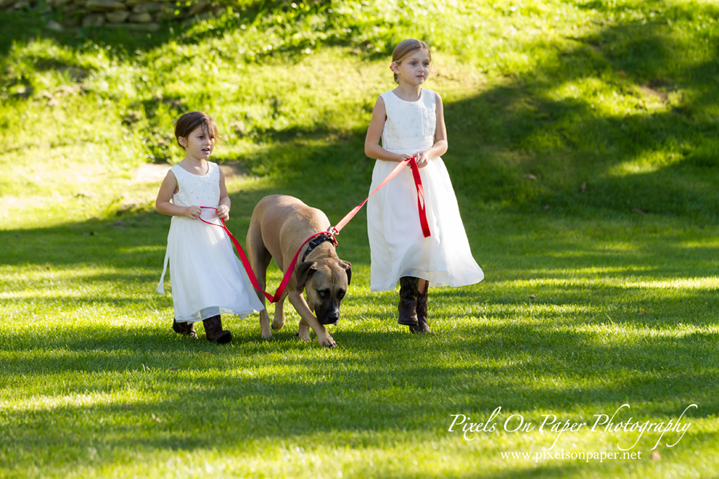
[
  {"x1": 632, "y1": 208, "x2": 646, "y2": 215},
  {"x1": 529, "y1": 294, "x2": 537, "y2": 299},
  {"x1": 618, "y1": 71, "x2": 626, "y2": 77},
  {"x1": 638, "y1": 311, "x2": 647, "y2": 315},
  {"x1": 580, "y1": 182, "x2": 587, "y2": 192},
  {"x1": 651, "y1": 451, "x2": 661, "y2": 461},
  {"x1": 523, "y1": 174, "x2": 537, "y2": 180}
]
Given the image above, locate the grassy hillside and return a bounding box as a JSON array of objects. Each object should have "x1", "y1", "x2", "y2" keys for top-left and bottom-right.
[
  {"x1": 3, "y1": 0, "x2": 719, "y2": 225},
  {"x1": 1, "y1": 1, "x2": 718, "y2": 478}
]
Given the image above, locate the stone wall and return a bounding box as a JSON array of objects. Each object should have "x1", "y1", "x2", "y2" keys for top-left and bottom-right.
[{"x1": 1, "y1": 0, "x2": 222, "y2": 31}]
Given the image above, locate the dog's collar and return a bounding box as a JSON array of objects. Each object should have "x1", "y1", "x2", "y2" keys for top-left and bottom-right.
[{"x1": 302, "y1": 232, "x2": 338, "y2": 263}]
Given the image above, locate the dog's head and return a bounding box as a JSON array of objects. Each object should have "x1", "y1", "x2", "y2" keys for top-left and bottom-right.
[{"x1": 296, "y1": 258, "x2": 352, "y2": 325}]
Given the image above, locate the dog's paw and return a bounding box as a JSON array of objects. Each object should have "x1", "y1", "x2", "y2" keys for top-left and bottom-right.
[
  {"x1": 271, "y1": 321, "x2": 284, "y2": 331},
  {"x1": 261, "y1": 332, "x2": 273, "y2": 340},
  {"x1": 319, "y1": 336, "x2": 337, "y2": 348}
]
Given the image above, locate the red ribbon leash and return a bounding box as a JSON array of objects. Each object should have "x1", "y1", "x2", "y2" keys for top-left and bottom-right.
[
  {"x1": 332, "y1": 156, "x2": 430, "y2": 236},
  {"x1": 197, "y1": 156, "x2": 430, "y2": 303},
  {"x1": 198, "y1": 208, "x2": 334, "y2": 304}
]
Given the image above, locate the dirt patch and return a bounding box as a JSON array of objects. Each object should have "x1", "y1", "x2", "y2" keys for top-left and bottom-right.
[
  {"x1": 132, "y1": 164, "x2": 172, "y2": 183},
  {"x1": 638, "y1": 85, "x2": 669, "y2": 102},
  {"x1": 220, "y1": 163, "x2": 247, "y2": 180}
]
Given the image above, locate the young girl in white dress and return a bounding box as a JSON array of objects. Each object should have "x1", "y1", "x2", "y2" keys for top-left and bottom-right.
[
  {"x1": 155, "y1": 111, "x2": 263, "y2": 343},
  {"x1": 364, "y1": 39, "x2": 484, "y2": 334}
]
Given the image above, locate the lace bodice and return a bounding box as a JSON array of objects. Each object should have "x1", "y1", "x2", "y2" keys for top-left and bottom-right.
[
  {"x1": 380, "y1": 89, "x2": 437, "y2": 152},
  {"x1": 171, "y1": 162, "x2": 220, "y2": 208}
]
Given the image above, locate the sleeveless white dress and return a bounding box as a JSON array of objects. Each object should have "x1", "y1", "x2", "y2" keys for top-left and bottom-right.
[
  {"x1": 156, "y1": 162, "x2": 264, "y2": 323},
  {"x1": 367, "y1": 89, "x2": 484, "y2": 292}
]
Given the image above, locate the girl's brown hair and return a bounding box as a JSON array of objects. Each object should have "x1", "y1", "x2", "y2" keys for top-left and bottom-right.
[
  {"x1": 174, "y1": 111, "x2": 220, "y2": 149},
  {"x1": 391, "y1": 39, "x2": 431, "y2": 84}
]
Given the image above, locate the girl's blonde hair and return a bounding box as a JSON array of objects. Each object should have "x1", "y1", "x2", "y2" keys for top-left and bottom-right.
[{"x1": 391, "y1": 39, "x2": 431, "y2": 84}]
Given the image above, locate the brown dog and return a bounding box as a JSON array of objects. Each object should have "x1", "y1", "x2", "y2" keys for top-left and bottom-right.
[{"x1": 246, "y1": 195, "x2": 352, "y2": 348}]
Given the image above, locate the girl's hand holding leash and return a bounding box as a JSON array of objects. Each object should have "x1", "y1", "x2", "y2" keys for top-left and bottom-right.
[
  {"x1": 185, "y1": 205, "x2": 202, "y2": 220},
  {"x1": 415, "y1": 150, "x2": 431, "y2": 168},
  {"x1": 216, "y1": 205, "x2": 230, "y2": 221}
]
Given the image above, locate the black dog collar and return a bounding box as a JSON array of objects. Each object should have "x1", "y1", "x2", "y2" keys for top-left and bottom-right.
[{"x1": 302, "y1": 232, "x2": 337, "y2": 263}]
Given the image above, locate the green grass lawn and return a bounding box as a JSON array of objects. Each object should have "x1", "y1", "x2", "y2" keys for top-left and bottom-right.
[{"x1": 1, "y1": 0, "x2": 718, "y2": 477}]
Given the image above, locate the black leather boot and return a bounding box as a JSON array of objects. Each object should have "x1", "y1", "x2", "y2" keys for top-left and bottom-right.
[
  {"x1": 203, "y1": 315, "x2": 232, "y2": 344},
  {"x1": 412, "y1": 282, "x2": 434, "y2": 334},
  {"x1": 398, "y1": 276, "x2": 419, "y2": 326},
  {"x1": 173, "y1": 319, "x2": 197, "y2": 339}
]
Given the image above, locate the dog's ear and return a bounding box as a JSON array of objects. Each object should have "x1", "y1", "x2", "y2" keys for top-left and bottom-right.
[
  {"x1": 295, "y1": 261, "x2": 317, "y2": 289},
  {"x1": 339, "y1": 260, "x2": 352, "y2": 285}
]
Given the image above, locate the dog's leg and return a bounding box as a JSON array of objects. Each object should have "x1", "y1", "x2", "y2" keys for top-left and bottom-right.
[
  {"x1": 297, "y1": 316, "x2": 311, "y2": 342},
  {"x1": 256, "y1": 263, "x2": 273, "y2": 340},
  {"x1": 272, "y1": 291, "x2": 287, "y2": 331},
  {"x1": 288, "y1": 291, "x2": 336, "y2": 348},
  {"x1": 247, "y1": 218, "x2": 274, "y2": 340}
]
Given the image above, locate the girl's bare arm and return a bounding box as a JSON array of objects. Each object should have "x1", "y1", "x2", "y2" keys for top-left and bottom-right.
[{"x1": 216, "y1": 167, "x2": 231, "y2": 220}]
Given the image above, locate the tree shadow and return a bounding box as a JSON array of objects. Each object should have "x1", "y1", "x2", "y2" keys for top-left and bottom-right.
[
  {"x1": 0, "y1": 0, "x2": 380, "y2": 60},
  {"x1": 0, "y1": 322, "x2": 715, "y2": 475},
  {"x1": 446, "y1": 7, "x2": 719, "y2": 220}
]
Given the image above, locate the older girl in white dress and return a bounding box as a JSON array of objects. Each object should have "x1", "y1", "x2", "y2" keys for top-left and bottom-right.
[
  {"x1": 155, "y1": 112, "x2": 263, "y2": 343},
  {"x1": 364, "y1": 39, "x2": 484, "y2": 334}
]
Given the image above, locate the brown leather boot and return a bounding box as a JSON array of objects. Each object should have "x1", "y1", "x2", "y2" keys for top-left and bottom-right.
[
  {"x1": 172, "y1": 319, "x2": 197, "y2": 339},
  {"x1": 398, "y1": 276, "x2": 419, "y2": 327},
  {"x1": 203, "y1": 315, "x2": 232, "y2": 344},
  {"x1": 412, "y1": 282, "x2": 434, "y2": 334}
]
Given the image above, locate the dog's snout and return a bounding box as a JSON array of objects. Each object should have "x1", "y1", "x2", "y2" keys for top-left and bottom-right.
[{"x1": 319, "y1": 308, "x2": 340, "y2": 325}]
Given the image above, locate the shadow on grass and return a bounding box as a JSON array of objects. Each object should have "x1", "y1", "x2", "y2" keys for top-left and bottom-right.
[
  {"x1": 2, "y1": 320, "x2": 718, "y2": 399},
  {"x1": 447, "y1": 11, "x2": 719, "y2": 220},
  {"x1": 0, "y1": 169, "x2": 373, "y2": 274},
  {"x1": 0, "y1": 0, "x2": 380, "y2": 60},
  {"x1": 0, "y1": 322, "x2": 715, "y2": 475}
]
